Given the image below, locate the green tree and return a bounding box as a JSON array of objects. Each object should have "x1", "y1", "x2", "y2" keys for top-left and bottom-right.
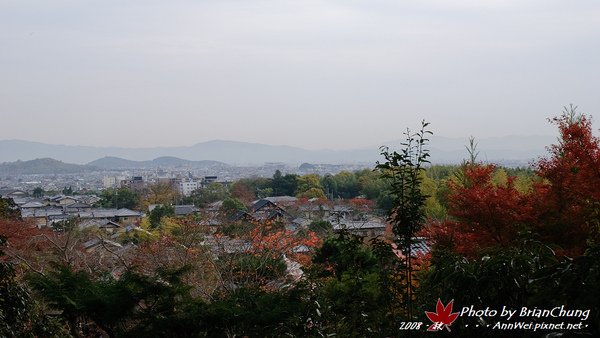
[
  {"x1": 356, "y1": 169, "x2": 383, "y2": 200},
  {"x1": 219, "y1": 197, "x2": 247, "y2": 218},
  {"x1": 376, "y1": 120, "x2": 431, "y2": 319},
  {"x1": 141, "y1": 183, "x2": 179, "y2": 209},
  {"x1": 0, "y1": 236, "x2": 65, "y2": 337},
  {"x1": 296, "y1": 174, "x2": 324, "y2": 197},
  {"x1": 100, "y1": 188, "x2": 139, "y2": 210},
  {"x1": 297, "y1": 187, "x2": 326, "y2": 199},
  {"x1": 0, "y1": 197, "x2": 19, "y2": 220},
  {"x1": 421, "y1": 171, "x2": 447, "y2": 219},
  {"x1": 271, "y1": 170, "x2": 298, "y2": 196},
  {"x1": 321, "y1": 174, "x2": 337, "y2": 200},
  {"x1": 308, "y1": 231, "x2": 401, "y2": 336},
  {"x1": 332, "y1": 171, "x2": 360, "y2": 199},
  {"x1": 308, "y1": 220, "x2": 333, "y2": 235},
  {"x1": 148, "y1": 204, "x2": 175, "y2": 229},
  {"x1": 32, "y1": 187, "x2": 45, "y2": 198},
  {"x1": 420, "y1": 240, "x2": 558, "y2": 335},
  {"x1": 29, "y1": 264, "x2": 200, "y2": 337},
  {"x1": 183, "y1": 182, "x2": 229, "y2": 207}
]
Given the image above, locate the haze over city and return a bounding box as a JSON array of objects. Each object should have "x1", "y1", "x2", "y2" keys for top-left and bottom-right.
[{"x1": 2, "y1": 0, "x2": 599, "y2": 150}]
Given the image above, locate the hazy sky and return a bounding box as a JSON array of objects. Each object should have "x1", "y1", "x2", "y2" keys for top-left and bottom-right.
[{"x1": 1, "y1": 0, "x2": 599, "y2": 150}]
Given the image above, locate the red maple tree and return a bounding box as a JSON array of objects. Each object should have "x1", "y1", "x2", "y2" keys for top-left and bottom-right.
[
  {"x1": 533, "y1": 111, "x2": 600, "y2": 255},
  {"x1": 425, "y1": 164, "x2": 533, "y2": 257}
]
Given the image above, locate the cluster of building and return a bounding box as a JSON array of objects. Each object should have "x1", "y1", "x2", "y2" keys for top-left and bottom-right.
[
  {"x1": 1, "y1": 188, "x2": 142, "y2": 228},
  {"x1": 4, "y1": 180, "x2": 428, "y2": 248},
  {"x1": 102, "y1": 175, "x2": 224, "y2": 197},
  {"x1": 1, "y1": 186, "x2": 429, "y2": 281},
  {"x1": 221, "y1": 196, "x2": 391, "y2": 238},
  {"x1": 2, "y1": 185, "x2": 392, "y2": 240}
]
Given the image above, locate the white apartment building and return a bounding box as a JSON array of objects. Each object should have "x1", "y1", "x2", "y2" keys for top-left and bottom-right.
[
  {"x1": 179, "y1": 180, "x2": 199, "y2": 197},
  {"x1": 102, "y1": 176, "x2": 117, "y2": 188}
]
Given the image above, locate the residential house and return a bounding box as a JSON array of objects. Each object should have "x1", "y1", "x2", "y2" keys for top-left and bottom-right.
[
  {"x1": 49, "y1": 195, "x2": 79, "y2": 206},
  {"x1": 22, "y1": 207, "x2": 142, "y2": 227},
  {"x1": 230, "y1": 199, "x2": 292, "y2": 224},
  {"x1": 332, "y1": 218, "x2": 390, "y2": 239},
  {"x1": 174, "y1": 204, "x2": 200, "y2": 216},
  {"x1": 0, "y1": 189, "x2": 27, "y2": 199}
]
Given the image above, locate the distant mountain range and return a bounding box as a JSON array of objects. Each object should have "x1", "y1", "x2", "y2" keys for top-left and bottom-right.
[
  {"x1": 0, "y1": 158, "x2": 97, "y2": 175},
  {"x1": 0, "y1": 156, "x2": 226, "y2": 175},
  {"x1": 0, "y1": 136, "x2": 557, "y2": 166},
  {"x1": 88, "y1": 156, "x2": 225, "y2": 169}
]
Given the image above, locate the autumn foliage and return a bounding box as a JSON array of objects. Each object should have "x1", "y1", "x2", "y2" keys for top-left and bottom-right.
[
  {"x1": 426, "y1": 110, "x2": 600, "y2": 258},
  {"x1": 431, "y1": 164, "x2": 533, "y2": 257},
  {"x1": 532, "y1": 113, "x2": 600, "y2": 255}
]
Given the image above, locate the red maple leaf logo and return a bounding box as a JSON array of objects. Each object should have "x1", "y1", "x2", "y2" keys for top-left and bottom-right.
[{"x1": 425, "y1": 299, "x2": 459, "y2": 332}]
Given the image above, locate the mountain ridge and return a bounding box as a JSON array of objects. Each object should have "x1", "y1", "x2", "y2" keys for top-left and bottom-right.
[
  {"x1": 87, "y1": 156, "x2": 226, "y2": 169},
  {"x1": 0, "y1": 158, "x2": 98, "y2": 175},
  {"x1": 0, "y1": 136, "x2": 556, "y2": 165}
]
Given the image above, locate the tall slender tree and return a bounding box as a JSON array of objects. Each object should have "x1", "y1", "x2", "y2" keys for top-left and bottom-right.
[{"x1": 376, "y1": 120, "x2": 431, "y2": 319}]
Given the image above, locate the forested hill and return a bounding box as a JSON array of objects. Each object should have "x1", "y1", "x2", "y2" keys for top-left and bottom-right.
[
  {"x1": 0, "y1": 158, "x2": 98, "y2": 175},
  {"x1": 87, "y1": 156, "x2": 226, "y2": 169}
]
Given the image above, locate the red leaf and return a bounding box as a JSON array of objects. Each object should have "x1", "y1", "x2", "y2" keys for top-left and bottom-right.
[{"x1": 425, "y1": 299, "x2": 459, "y2": 331}]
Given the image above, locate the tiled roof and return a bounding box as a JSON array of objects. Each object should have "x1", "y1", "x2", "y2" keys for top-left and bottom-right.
[
  {"x1": 332, "y1": 220, "x2": 387, "y2": 230},
  {"x1": 21, "y1": 201, "x2": 47, "y2": 208},
  {"x1": 174, "y1": 205, "x2": 199, "y2": 216},
  {"x1": 114, "y1": 208, "x2": 142, "y2": 217},
  {"x1": 251, "y1": 199, "x2": 273, "y2": 212}
]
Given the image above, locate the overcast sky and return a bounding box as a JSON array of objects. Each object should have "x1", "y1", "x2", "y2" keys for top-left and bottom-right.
[{"x1": 1, "y1": 0, "x2": 599, "y2": 150}]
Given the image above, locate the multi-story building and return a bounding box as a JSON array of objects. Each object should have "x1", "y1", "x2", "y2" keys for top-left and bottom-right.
[
  {"x1": 120, "y1": 176, "x2": 145, "y2": 192},
  {"x1": 102, "y1": 176, "x2": 117, "y2": 188},
  {"x1": 179, "y1": 180, "x2": 199, "y2": 197}
]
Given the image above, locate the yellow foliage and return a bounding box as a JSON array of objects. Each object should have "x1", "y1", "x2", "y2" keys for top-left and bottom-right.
[{"x1": 492, "y1": 168, "x2": 509, "y2": 186}]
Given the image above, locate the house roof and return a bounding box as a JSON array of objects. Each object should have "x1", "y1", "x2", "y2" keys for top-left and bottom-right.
[
  {"x1": 411, "y1": 239, "x2": 430, "y2": 255},
  {"x1": 66, "y1": 202, "x2": 91, "y2": 209},
  {"x1": 114, "y1": 208, "x2": 142, "y2": 217},
  {"x1": 230, "y1": 210, "x2": 252, "y2": 222},
  {"x1": 83, "y1": 238, "x2": 123, "y2": 250},
  {"x1": 174, "y1": 205, "x2": 199, "y2": 216},
  {"x1": 202, "y1": 235, "x2": 252, "y2": 254},
  {"x1": 79, "y1": 208, "x2": 141, "y2": 219},
  {"x1": 77, "y1": 195, "x2": 101, "y2": 205},
  {"x1": 267, "y1": 209, "x2": 289, "y2": 220},
  {"x1": 79, "y1": 218, "x2": 121, "y2": 229},
  {"x1": 19, "y1": 206, "x2": 142, "y2": 221},
  {"x1": 333, "y1": 205, "x2": 353, "y2": 212},
  {"x1": 263, "y1": 196, "x2": 298, "y2": 204},
  {"x1": 21, "y1": 208, "x2": 64, "y2": 218},
  {"x1": 47, "y1": 214, "x2": 76, "y2": 225},
  {"x1": 299, "y1": 205, "x2": 331, "y2": 212},
  {"x1": 251, "y1": 199, "x2": 275, "y2": 212},
  {"x1": 0, "y1": 189, "x2": 26, "y2": 197},
  {"x1": 332, "y1": 220, "x2": 387, "y2": 231},
  {"x1": 50, "y1": 195, "x2": 78, "y2": 202},
  {"x1": 21, "y1": 201, "x2": 47, "y2": 208}
]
